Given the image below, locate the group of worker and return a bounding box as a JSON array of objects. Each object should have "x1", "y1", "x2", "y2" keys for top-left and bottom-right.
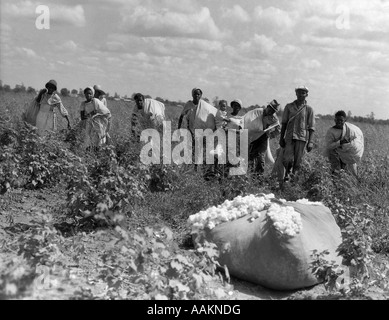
[{"x1": 23, "y1": 80, "x2": 364, "y2": 184}]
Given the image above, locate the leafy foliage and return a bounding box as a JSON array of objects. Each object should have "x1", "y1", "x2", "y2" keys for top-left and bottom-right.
[{"x1": 1, "y1": 92, "x2": 389, "y2": 300}]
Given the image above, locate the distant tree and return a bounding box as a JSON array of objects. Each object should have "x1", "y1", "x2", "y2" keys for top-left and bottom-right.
[
  {"x1": 155, "y1": 97, "x2": 165, "y2": 103},
  {"x1": 78, "y1": 88, "x2": 84, "y2": 97},
  {"x1": 71, "y1": 89, "x2": 78, "y2": 95},
  {"x1": 3, "y1": 84, "x2": 11, "y2": 92},
  {"x1": 212, "y1": 96, "x2": 219, "y2": 107},
  {"x1": 347, "y1": 110, "x2": 352, "y2": 118},
  {"x1": 144, "y1": 94, "x2": 152, "y2": 99},
  {"x1": 27, "y1": 86, "x2": 36, "y2": 94},
  {"x1": 13, "y1": 83, "x2": 26, "y2": 93},
  {"x1": 60, "y1": 88, "x2": 70, "y2": 96},
  {"x1": 114, "y1": 92, "x2": 120, "y2": 98}
]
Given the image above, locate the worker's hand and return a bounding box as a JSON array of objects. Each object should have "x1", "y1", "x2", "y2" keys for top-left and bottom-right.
[
  {"x1": 279, "y1": 138, "x2": 286, "y2": 148},
  {"x1": 306, "y1": 141, "x2": 314, "y2": 152},
  {"x1": 268, "y1": 131, "x2": 277, "y2": 139}
]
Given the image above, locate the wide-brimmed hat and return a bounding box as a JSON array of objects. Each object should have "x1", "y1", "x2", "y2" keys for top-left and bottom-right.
[
  {"x1": 231, "y1": 99, "x2": 242, "y2": 109},
  {"x1": 295, "y1": 85, "x2": 309, "y2": 93},
  {"x1": 45, "y1": 79, "x2": 57, "y2": 91},
  {"x1": 267, "y1": 99, "x2": 280, "y2": 112},
  {"x1": 93, "y1": 84, "x2": 105, "y2": 96}
]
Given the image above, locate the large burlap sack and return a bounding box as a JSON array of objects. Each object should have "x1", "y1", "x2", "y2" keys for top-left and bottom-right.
[
  {"x1": 144, "y1": 98, "x2": 166, "y2": 124},
  {"x1": 202, "y1": 201, "x2": 342, "y2": 291},
  {"x1": 243, "y1": 108, "x2": 277, "y2": 164},
  {"x1": 272, "y1": 147, "x2": 285, "y2": 182},
  {"x1": 188, "y1": 100, "x2": 218, "y2": 131},
  {"x1": 336, "y1": 123, "x2": 364, "y2": 164},
  {"x1": 242, "y1": 108, "x2": 264, "y2": 144},
  {"x1": 22, "y1": 98, "x2": 40, "y2": 126}
]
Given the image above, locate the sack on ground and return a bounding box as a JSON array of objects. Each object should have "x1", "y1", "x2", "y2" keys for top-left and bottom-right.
[{"x1": 192, "y1": 196, "x2": 342, "y2": 290}]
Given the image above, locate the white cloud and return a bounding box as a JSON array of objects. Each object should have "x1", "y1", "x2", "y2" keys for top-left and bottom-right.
[
  {"x1": 290, "y1": 0, "x2": 389, "y2": 34},
  {"x1": 60, "y1": 40, "x2": 78, "y2": 52},
  {"x1": 253, "y1": 6, "x2": 297, "y2": 31},
  {"x1": 16, "y1": 47, "x2": 38, "y2": 58},
  {"x1": 301, "y1": 34, "x2": 389, "y2": 52},
  {"x1": 302, "y1": 59, "x2": 322, "y2": 69},
  {"x1": 238, "y1": 34, "x2": 301, "y2": 61},
  {"x1": 3, "y1": 0, "x2": 35, "y2": 16},
  {"x1": 3, "y1": 1, "x2": 86, "y2": 27},
  {"x1": 121, "y1": 6, "x2": 223, "y2": 39},
  {"x1": 221, "y1": 5, "x2": 251, "y2": 23},
  {"x1": 103, "y1": 33, "x2": 224, "y2": 62},
  {"x1": 240, "y1": 34, "x2": 277, "y2": 56},
  {"x1": 365, "y1": 51, "x2": 389, "y2": 71},
  {"x1": 0, "y1": 23, "x2": 12, "y2": 46},
  {"x1": 51, "y1": 4, "x2": 86, "y2": 27}
]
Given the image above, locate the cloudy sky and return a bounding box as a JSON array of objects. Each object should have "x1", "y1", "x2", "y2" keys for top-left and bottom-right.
[{"x1": 1, "y1": 0, "x2": 389, "y2": 119}]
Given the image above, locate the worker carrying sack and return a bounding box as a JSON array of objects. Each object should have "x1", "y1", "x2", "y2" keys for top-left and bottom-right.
[{"x1": 189, "y1": 194, "x2": 342, "y2": 291}]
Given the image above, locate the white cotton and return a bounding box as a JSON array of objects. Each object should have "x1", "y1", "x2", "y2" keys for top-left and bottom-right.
[
  {"x1": 295, "y1": 198, "x2": 323, "y2": 206},
  {"x1": 266, "y1": 204, "x2": 303, "y2": 237},
  {"x1": 188, "y1": 194, "x2": 274, "y2": 233}
]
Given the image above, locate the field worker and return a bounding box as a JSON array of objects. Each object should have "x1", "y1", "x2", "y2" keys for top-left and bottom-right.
[
  {"x1": 31, "y1": 79, "x2": 71, "y2": 135},
  {"x1": 93, "y1": 84, "x2": 107, "y2": 107},
  {"x1": 279, "y1": 86, "x2": 315, "y2": 183},
  {"x1": 178, "y1": 88, "x2": 201, "y2": 130},
  {"x1": 93, "y1": 84, "x2": 111, "y2": 144},
  {"x1": 131, "y1": 93, "x2": 166, "y2": 140},
  {"x1": 178, "y1": 88, "x2": 218, "y2": 134},
  {"x1": 244, "y1": 100, "x2": 281, "y2": 174},
  {"x1": 178, "y1": 88, "x2": 218, "y2": 175},
  {"x1": 324, "y1": 110, "x2": 364, "y2": 177},
  {"x1": 224, "y1": 99, "x2": 244, "y2": 130},
  {"x1": 80, "y1": 86, "x2": 111, "y2": 149},
  {"x1": 212, "y1": 99, "x2": 243, "y2": 175}
]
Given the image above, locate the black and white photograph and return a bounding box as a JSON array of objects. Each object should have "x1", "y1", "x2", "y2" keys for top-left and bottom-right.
[{"x1": 0, "y1": 0, "x2": 388, "y2": 303}]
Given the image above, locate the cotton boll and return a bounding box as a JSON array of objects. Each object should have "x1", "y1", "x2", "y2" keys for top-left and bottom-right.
[
  {"x1": 207, "y1": 221, "x2": 216, "y2": 230},
  {"x1": 188, "y1": 215, "x2": 197, "y2": 223}
]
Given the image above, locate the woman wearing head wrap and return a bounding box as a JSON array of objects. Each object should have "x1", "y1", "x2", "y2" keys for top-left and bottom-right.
[
  {"x1": 80, "y1": 86, "x2": 111, "y2": 149},
  {"x1": 93, "y1": 84, "x2": 111, "y2": 144},
  {"x1": 34, "y1": 79, "x2": 71, "y2": 135},
  {"x1": 178, "y1": 88, "x2": 202, "y2": 130}
]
